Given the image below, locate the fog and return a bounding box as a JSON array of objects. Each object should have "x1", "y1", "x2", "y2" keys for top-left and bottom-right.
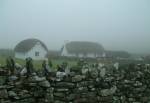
[{"x1": 0, "y1": 0, "x2": 150, "y2": 54}]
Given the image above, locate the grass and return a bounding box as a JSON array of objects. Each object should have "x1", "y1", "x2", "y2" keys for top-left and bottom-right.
[
  {"x1": 0, "y1": 56, "x2": 6, "y2": 66},
  {"x1": 0, "y1": 56, "x2": 77, "y2": 70},
  {"x1": 0, "y1": 55, "x2": 147, "y2": 70}
]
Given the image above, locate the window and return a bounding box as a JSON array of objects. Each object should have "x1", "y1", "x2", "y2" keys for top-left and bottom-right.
[{"x1": 35, "y1": 52, "x2": 39, "y2": 56}]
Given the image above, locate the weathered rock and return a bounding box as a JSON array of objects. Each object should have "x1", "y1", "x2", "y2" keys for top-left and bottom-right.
[
  {"x1": 90, "y1": 69, "x2": 98, "y2": 79},
  {"x1": 20, "y1": 68, "x2": 27, "y2": 76},
  {"x1": 54, "y1": 92, "x2": 66, "y2": 98},
  {"x1": 55, "y1": 82, "x2": 75, "y2": 88},
  {"x1": 28, "y1": 82, "x2": 37, "y2": 87},
  {"x1": 56, "y1": 72, "x2": 66, "y2": 81},
  {"x1": 66, "y1": 93, "x2": 76, "y2": 101},
  {"x1": 0, "y1": 89, "x2": 8, "y2": 99},
  {"x1": 18, "y1": 90, "x2": 31, "y2": 99},
  {"x1": 45, "y1": 92, "x2": 54, "y2": 102},
  {"x1": 100, "y1": 68, "x2": 106, "y2": 77},
  {"x1": 1, "y1": 63, "x2": 150, "y2": 103},
  {"x1": 100, "y1": 86, "x2": 117, "y2": 96},
  {"x1": 54, "y1": 100, "x2": 66, "y2": 103},
  {"x1": 8, "y1": 91, "x2": 20, "y2": 99},
  {"x1": 38, "y1": 80, "x2": 50, "y2": 88},
  {"x1": 74, "y1": 98, "x2": 89, "y2": 103},
  {"x1": 72, "y1": 75, "x2": 83, "y2": 82},
  {"x1": 97, "y1": 96, "x2": 113, "y2": 102},
  {"x1": 17, "y1": 98, "x2": 35, "y2": 103},
  {"x1": 8, "y1": 75, "x2": 18, "y2": 81},
  {"x1": 29, "y1": 75, "x2": 46, "y2": 82},
  {"x1": 55, "y1": 88, "x2": 69, "y2": 92}
]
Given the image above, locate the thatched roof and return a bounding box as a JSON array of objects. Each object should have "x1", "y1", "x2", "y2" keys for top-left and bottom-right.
[
  {"x1": 14, "y1": 38, "x2": 48, "y2": 52},
  {"x1": 65, "y1": 41, "x2": 104, "y2": 54}
]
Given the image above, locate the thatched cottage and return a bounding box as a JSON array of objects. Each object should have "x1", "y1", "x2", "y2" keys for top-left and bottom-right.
[
  {"x1": 61, "y1": 41, "x2": 106, "y2": 58},
  {"x1": 14, "y1": 38, "x2": 48, "y2": 60}
]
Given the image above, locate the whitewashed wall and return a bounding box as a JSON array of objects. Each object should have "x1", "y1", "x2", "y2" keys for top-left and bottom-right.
[
  {"x1": 61, "y1": 46, "x2": 76, "y2": 57},
  {"x1": 61, "y1": 46, "x2": 105, "y2": 58}
]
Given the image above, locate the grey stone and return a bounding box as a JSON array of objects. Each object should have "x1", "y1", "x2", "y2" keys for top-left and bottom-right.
[
  {"x1": 55, "y1": 82, "x2": 75, "y2": 88},
  {"x1": 66, "y1": 94, "x2": 76, "y2": 101},
  {"x1": 100, "y1": 86, "x2": 117, "y2": 96},
  {"x1": 55, "y1": 88, "x2": 69, "y2": 92},
  {"x1": 8, "y1": 91, "x2": 20, "y2": 99},
  {"x1": 38, "y1": 80, "x2": 50, "y2": 88},
  {"x1": 54, "y1": 92, "x2": 65, "y2": 98},
  {"x1": 29, "y1": 75, "x2": 46, "y2": 82},
  {"x1": 0, "y1": 89, "x2": 8, "y2": 99},
  {"x1": 72, "y1": 75, "x2": 83, "y2": 82},
  {"x1": 90, "y1": 69, "x2": 98, "y2": 79},
  {"x1": 56, "y1": 72, "x2": 66, "y2": 79},
  {"x1": 100, "y1": 68, "x2": 106, "y2": 77},
  {"x1": 8, "y1": 75, "x2": 18, "y2": 81}
]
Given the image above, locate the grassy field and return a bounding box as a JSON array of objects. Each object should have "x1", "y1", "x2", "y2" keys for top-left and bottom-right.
[
  {"x1": 0, "y1": 55, "x2": 148, "y2": 70},
  {"x1": 0, "y1": 56, "x2": 77, "y2": 70}
]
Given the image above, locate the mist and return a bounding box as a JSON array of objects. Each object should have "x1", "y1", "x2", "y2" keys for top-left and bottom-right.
[{"x1": 0, "y1": 0, "x2": 150, "y2": 54}]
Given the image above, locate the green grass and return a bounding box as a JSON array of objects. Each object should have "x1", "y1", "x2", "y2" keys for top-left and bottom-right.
[
  {"x1": 0, "y1": 56, "x2": 77, "y2": 70},
  {"x1": 0, "y1": 56, "x2": 6, "y2": 66}
]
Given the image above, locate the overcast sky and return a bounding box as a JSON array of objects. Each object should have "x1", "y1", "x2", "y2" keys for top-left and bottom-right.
[{"x1": 0, "y1": 0, "x2": 150, "y2": 54}]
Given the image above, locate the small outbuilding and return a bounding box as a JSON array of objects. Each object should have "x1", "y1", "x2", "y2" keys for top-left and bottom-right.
[{"x1": 14, "y1": 38, "x2": 48, "y2": 60}]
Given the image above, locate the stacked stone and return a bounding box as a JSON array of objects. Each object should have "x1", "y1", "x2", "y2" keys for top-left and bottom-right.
[
  {"x1": 53, "y1": 81, "x2": 75, "y2": 103},
  {"x1": 113, "y1": 64, "x2": 150, "y2": 103},
  {"x1": 73, "y1": 75, "x2": 98, "y2": 103},
  {"x1": 51, "y1": 72, "x2": 98, "y2": 103},
  {"x1": 1, "y1": 63, "x2": 150, "y2": 103},
  {"x1": 0, "y1": 73, "x2": 52, "y2": 103}
]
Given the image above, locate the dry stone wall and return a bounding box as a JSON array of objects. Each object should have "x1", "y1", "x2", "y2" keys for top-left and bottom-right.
[{"x1": 0, "y1": 64, "x2": 150, "y2": 103}]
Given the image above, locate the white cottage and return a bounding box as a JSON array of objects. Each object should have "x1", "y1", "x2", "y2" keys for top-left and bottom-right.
[
  {"x1": 61, "y1": 41, "x2": 105, "y2": 58},
  {"x1": 14, "y1": 38, "x2": 48, "y2": 60}
]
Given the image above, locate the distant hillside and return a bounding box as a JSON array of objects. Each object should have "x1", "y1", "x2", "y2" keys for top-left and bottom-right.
[
  {"x1": 0, "y1": 49, "x2": 14, "y2": 57},
  {"x1": 105, "y1": 50, "x2": 131, "y2": 58},
  {"x1": 47, "y1": 50, "x2": 61, "y2": 58}
]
